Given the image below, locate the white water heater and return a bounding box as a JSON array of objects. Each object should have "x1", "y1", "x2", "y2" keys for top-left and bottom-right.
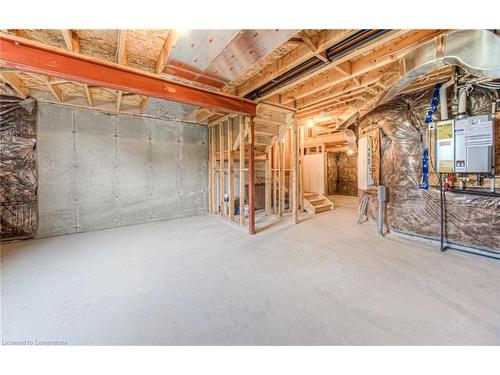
[{"x1": 435, "y1": 114, "x2": 494, "y2": 173}]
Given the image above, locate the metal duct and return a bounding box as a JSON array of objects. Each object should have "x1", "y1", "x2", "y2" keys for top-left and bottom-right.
[
  {"x1": 344, "y1": 129, "x2": 357, "y2": 152},
  {"x1": 379, "y1": 30, "x2": 500, "y2": 105}
]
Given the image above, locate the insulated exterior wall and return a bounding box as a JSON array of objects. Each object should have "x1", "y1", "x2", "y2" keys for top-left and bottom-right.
[
  {"x1": 0, "y1": 96, "x2": 37, "y2": 239},
  {"x1": 335, "y1": 152, "x2": 358, "y2": 196},
  {"x1": 357, "y1": 87, "x2": 499, "y2": 252},
  {"x1": 37, "y1": 103, "x2": 207, "y2": 238},
  {"x1": 327, "y1": 152, "x2": 338, "y2": 195}
]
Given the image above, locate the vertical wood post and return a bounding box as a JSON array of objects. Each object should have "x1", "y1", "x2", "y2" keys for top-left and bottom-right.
[
  {"x1": 272, "y1": 143, "x2": 277, "y2": 215},
  {"x1": 219, "y1": 122, "x2": 225, "y2": 217},
  {"x1": 208, "y1": 126, "x2": 212, "y2": 213},
  {"x1": 265, "y1": 147, "x2": 272, "y2": 215},
  {"x1": 239, "y1": 116, "x2": 246, "y2": 226},
  {"x1": 248, "y1": 117, "x2": 256, "y2": 234},
  {"x1": 228, "y1": 119, "x2": 234, "y2": 220},
  {"x1": 291, "y1": 115, "x2": 298, "y2": 224},
  {"x1": 299, "y1": 126, "x2": 304, "y2": 211},
  {"x1": 279, "y1": 139, "x2": 285, "y2": 217},
  {"x1": 212, "y1": 125, "x2": 217, "y2": 213}
]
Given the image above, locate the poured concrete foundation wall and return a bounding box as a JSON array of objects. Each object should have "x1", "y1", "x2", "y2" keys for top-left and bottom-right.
[{"x1": 37, "y1": 103, "x2": 207, "y2": 238}]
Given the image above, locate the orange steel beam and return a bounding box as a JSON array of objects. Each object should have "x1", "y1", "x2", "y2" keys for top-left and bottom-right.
[{"x1": 0, "y1": 34, "x2": 256, "y2": 116}]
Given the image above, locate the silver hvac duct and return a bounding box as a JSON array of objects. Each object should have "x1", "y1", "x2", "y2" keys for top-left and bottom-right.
[
  {"x1": 344, "y1": 129, "x2": 357, "y2": 152},
  {"x1": 379, "y1": 29, "x2": 500, "y2": 105}
]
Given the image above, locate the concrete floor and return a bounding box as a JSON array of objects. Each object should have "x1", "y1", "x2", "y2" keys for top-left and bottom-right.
[{"x1": 2, "y1": 196, "x2": 499, "y2": 345}]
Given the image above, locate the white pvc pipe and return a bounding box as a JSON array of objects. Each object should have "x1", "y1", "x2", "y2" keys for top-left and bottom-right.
[
  {"x1": 439, "y1": 78, "x2": 455, "y2": 120},
  {"x1": 458, "y1": 88, "x2": 467, "y2": 115}
]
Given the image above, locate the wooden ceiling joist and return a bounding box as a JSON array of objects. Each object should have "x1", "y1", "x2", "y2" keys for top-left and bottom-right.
[
  {"x1": 235, "y1": 29, "x2": 358, "y2": 96},
  {"x1": 116, "y1": 30, "x2": 128, "y2": 65},
  {"x1": 61, "y1": 30, "x2": 80, "y2": 53},
  {"x1": 155, "y1": 30, "x2": 180, "y2": 75},
  {"x1": 273, "y1": 30, "x2": 448, "y2": 106},
  {"x1": 0, "y1": 71, "x2": 28, "y2": 97},
  {"x1": 296, "y1": 67, "x2": 394, "y2": 111},
  {"x1": 115, "y1": 30, "x2": 129, "y2": 112},
  {"x1": 249, "y1": 30, "x2": 409, "y2": 101},
  {"x1": 0, "y1": 33, "x2": 256, "y2": 116},
  {"x1": 300, "y1": 32, "x2": 328, "y2": 63}
]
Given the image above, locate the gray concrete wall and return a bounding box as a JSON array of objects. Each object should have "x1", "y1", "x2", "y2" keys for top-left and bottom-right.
[{"x1": 36, "y1": 103, "x2": 207, "y2": 237}]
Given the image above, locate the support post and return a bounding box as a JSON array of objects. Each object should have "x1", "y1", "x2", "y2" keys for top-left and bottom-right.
[
  {"x1": 239, "y1": 116, "x2": 246, "y2": 226},
  {"x1": 228, "y1": 119, "x2": 234, "y2": 220},
  {"x1": 211, "y1": 125, "x2": 216, "y2": 214},
  {"x1": 208, "y1": 126, "x2": 213, "y2": 214},
  {"x1": 248, "y1": 117, "x2": 256, "y2": 234},
  {"x1": 273, "y1": 144, "x2": 277, "y2": 215},
  {"x1": 291, "y1": 115, "x2": 298, "y2": 224},
  {"x1": 219, "y1": 122, "x2": 225, "y2": 217},
  {"x1": 299, "y1": 126, "x2": 304, "y2": 210},
  {"x1": 279, "y1": 139, "x2": 285, "y2": 217},
  {"x1": 265, "y1": 148, "x2": 272, "y2": 215}
]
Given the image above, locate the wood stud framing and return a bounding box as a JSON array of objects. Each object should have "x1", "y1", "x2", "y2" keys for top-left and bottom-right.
[
  {"x1": 291, "y1": 115, "x2": 298, "y2": 224},
  {"x1": 219, "y1": 120, "x2": 225, "y2": 217},
  {"x1": 228, "y1": 118, "x2": 235, "y2": 221},
  {"x1": 239, "y1": 116, "x2": 246, "y2": 226},
  {"x1": 0, "y1": 28, "x2": 458, "y2": 235}
]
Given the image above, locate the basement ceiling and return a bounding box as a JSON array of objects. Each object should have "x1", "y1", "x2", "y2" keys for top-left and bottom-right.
[{"x1": 164, "y1": 29, "x2": 299, "y2": 88}]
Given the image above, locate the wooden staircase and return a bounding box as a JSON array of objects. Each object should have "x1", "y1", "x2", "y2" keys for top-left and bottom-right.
[{"x1": 303, "y1": 192, "x2": 334, "y2": 214}]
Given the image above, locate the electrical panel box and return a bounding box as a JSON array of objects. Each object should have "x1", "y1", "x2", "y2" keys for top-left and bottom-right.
[{"x1": 435, "y1": 114, "x2": 494, "y2": 174}]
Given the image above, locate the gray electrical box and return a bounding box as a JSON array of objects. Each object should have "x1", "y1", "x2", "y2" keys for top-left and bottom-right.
[{"x1": 435, "y1": 114, "x2": 494, "y2": 173}]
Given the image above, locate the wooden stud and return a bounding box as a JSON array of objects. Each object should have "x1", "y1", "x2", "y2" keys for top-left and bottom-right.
[
  {"x1": 279, "y1": 139, "x2": 285, "y2": 217},
  {"x1": 273, "y1": 143, "x2": 278, "y2": 214},
  {"x1": 239, "y1": 116, "x2": 246, "y2": 226},
  {"x1": 208, "y1": 126, "x2": 213, "y2": 214},
  {"x1": 139, "y1": 97, "x2": 149, "y2": 113},
  {"x1": 83, "y1": 84, "x2": 93, "y2": 107},
  {"x1": 299, "y1": 126, "x2": 304, "y2": 210},
  {"x1": 211, "y1": 124, "x2": 217, "y2": 214},
  {"x1": 265, "y1": 146, "x2": 272, "y2": 215},
  {"x1": 228, "y1": 119, "x2": 234, "y2": 220},
  {"x1": 291, "y1": 115, "x2": 298, "y2": 223},
  {"x1": 248, "y1": 117, "x2": 256, "y2": 234},
  {"x1": 46, "y1": 78, "x2": 63, "y2": 102},
  {"x1": 219, "y1": 121, "x2": 225, "y2": 217},
  {"x1": 116, "y1": 90, "x2": 122, "y2": 112}
]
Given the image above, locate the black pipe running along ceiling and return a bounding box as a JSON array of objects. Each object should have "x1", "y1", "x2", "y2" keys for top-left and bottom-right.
[{"x1": 244, "y1": 29, "x2": 392, "y2": 100}]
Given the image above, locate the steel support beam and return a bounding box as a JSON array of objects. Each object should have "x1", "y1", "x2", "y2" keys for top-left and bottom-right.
[{"x1": 0, "y1": 34, "x2": 256, "y2": 116}]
